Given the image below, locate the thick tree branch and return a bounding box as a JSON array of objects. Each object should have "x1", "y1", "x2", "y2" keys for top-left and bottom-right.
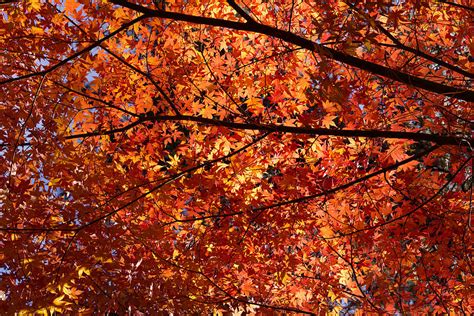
[
  {"x1": 0, "y1": 0, "x2": 20, "y2": 5},
  {"x1": 62, "y1": 114, "x2": 470, "y2": 145},
  {"x1": 227, "y1": 0, "x2": 255, "y2": 23},
  {"x1": 2, "y1": 113, "x2": 468, "y2": 149},
  {"x1": 438, "y1": 0, "x2": 474, "y2": 12},
  {"x1": 109, "y1": 0, "x2": 474, "y2": 102},
  {"x1": 151, "y1": 115, "x2": 470, "y2": 146}
]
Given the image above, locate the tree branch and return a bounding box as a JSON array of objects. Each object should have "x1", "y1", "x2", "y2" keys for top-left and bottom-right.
[
  {"x1": 109, "y1": 0, "x2": 474, "y2": 102},
  {"x1": 0, "y1": 133, "x2": 270, "y2": 233},
  {"x1": 133, "y1": 232, "x2": 317, "y2": 315},
  {"x1": 2, "y1": 113, "x2": 468, "y2": 149},
  {"x1": 438, "y1": 0, "x2": 474, "y2": 12},
  {"x1": 0, "y1": 15, "x2": 147, "y2": 85},
  {"x1": 327, "y1": 157, "x2": 471, "y2": 238},
  {"x1": 99, "y1": 46, "x2": 181, "y2": 115},
  {"x1": 347, "y1": 2, "x2": 473, "y2": 78},
  {"x1": 61, "y1": 113, "x2": 471, "y2": 145},
  {"x1": 227, "y1": 0, "x2": 255, "y2": 23},
  {"x1": 244, "y1": 145, "x2": 439, "y2": 219},
  {"x1": 150, "y1": 115, "x2": 470, "y2": 146}
]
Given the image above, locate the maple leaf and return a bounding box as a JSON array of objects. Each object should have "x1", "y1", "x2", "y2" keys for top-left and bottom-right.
[
  {"x1": 322, "y1": 100, "x2": 339, "y2": 113},
  {"x1": 64, "y1": 0, "x2": 80, "y2": 15},
  {"x1": 321, "y1": 115, "x2": 337, "y2": 128},
  {"x1": 240, "y1": 279, "x2": 256, "y2": 296},
  {"x1": 200, "y1": 106, "x2": 217, "y2": 119},
  {"x1": 27, "y1": 0, "x2": 41, "y2": 11},
  {"x1": 31, "y1": 26, "x2": 44, "y2": 35}
]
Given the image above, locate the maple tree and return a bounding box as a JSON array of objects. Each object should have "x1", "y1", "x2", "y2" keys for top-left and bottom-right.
[{"x1": 0, "y1": 0, "x2": 472, "y2": 314}]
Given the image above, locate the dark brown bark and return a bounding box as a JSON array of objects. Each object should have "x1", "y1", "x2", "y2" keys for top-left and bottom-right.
[{"x1": 110, "y1": 0, "x2": 474, "y2": 102}]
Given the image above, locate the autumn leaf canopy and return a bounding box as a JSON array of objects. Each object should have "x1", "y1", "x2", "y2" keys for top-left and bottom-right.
[{"x1": 0, "y1": 0, "x2": 472, "y2": 314}]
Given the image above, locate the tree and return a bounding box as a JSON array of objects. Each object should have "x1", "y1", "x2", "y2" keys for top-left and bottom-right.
[{"x1": 0, "y1": 0, "x2": 472, "y2": 314}]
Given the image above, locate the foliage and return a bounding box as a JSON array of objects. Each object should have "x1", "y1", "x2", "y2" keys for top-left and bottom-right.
[{"x1": 0, "y1": 0, "x2": 472, "y2": 314}]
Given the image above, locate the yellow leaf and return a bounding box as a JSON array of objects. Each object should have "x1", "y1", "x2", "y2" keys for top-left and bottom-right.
[
  {"x1": 113, "y1": 8, "x2": 126, "y2": 19},
  {"x1": 328, "y1": 289, "x2": 337, "y2": 301},
  {"x1": 28, "y1": 0, "x2": 41, "y2": 11},
  {"x1": 321, "y1": 115, "x2": 337, "y2": 128},
  {"x1": 78, "y1": 266, "x2": 90, "y2": 278},
  {"x1": 294, "y1": 288, "x2": 308, "y2": 302},
  {"x1": 328, "y1": 306, "x2": 342, "y2": 316},
  {"x1": 169, "y1": 154, "x2": 180, "y2": 167},
  {"x1": 48, "y1": 178, "x2": 60, "y2": 186},
  {"x1": 322, "y1": 100, "x2": 338, "y2": 113},
  {"x1": 50, "y1": 306, "x2": 63, "y2": 314},
  {"x1": 36, "y1": 308, "x2": 49, "y2": 316},
  {"x1": 206, "y1": 244, "x2": 214, "y2": 252},
  {"x1": 338, "y1": 269, "x2": 352, "y2": 286},
  {"x1": 172, "y1": 249, "x2": 179, "y2": 259},
  {"x1": 364, "y1": 40, "x2": 372, "y2": 51},
  {"x1": 319, "y1": 226, "x2": 334, "y2": 238},
  {"x1": 247, "y1": 98, "x2": 264, "y2": 116},
  {"x1": 281, "y1": 272, "x2": 291, "y2": 285},
  {"x1": 62, "y1": 284, "x2": 71, "y2": 296},
  {"x1": 53, "y1": 294, "x2": 65, "y2": 306},
  {"x1": 31, "y1": 26, "x2": 44, "y2": 35},
  {"x1": 378, "y1": 15, "x2": 388, "y2": 24},
  {"x1": 22, "y1": 258, "x2": 34, "y2": 264}
]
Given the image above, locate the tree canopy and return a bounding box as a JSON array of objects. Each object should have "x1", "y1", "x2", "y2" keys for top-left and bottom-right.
[{"x1": 0, "y1": 0, "x2": 472, "y2": 314}]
